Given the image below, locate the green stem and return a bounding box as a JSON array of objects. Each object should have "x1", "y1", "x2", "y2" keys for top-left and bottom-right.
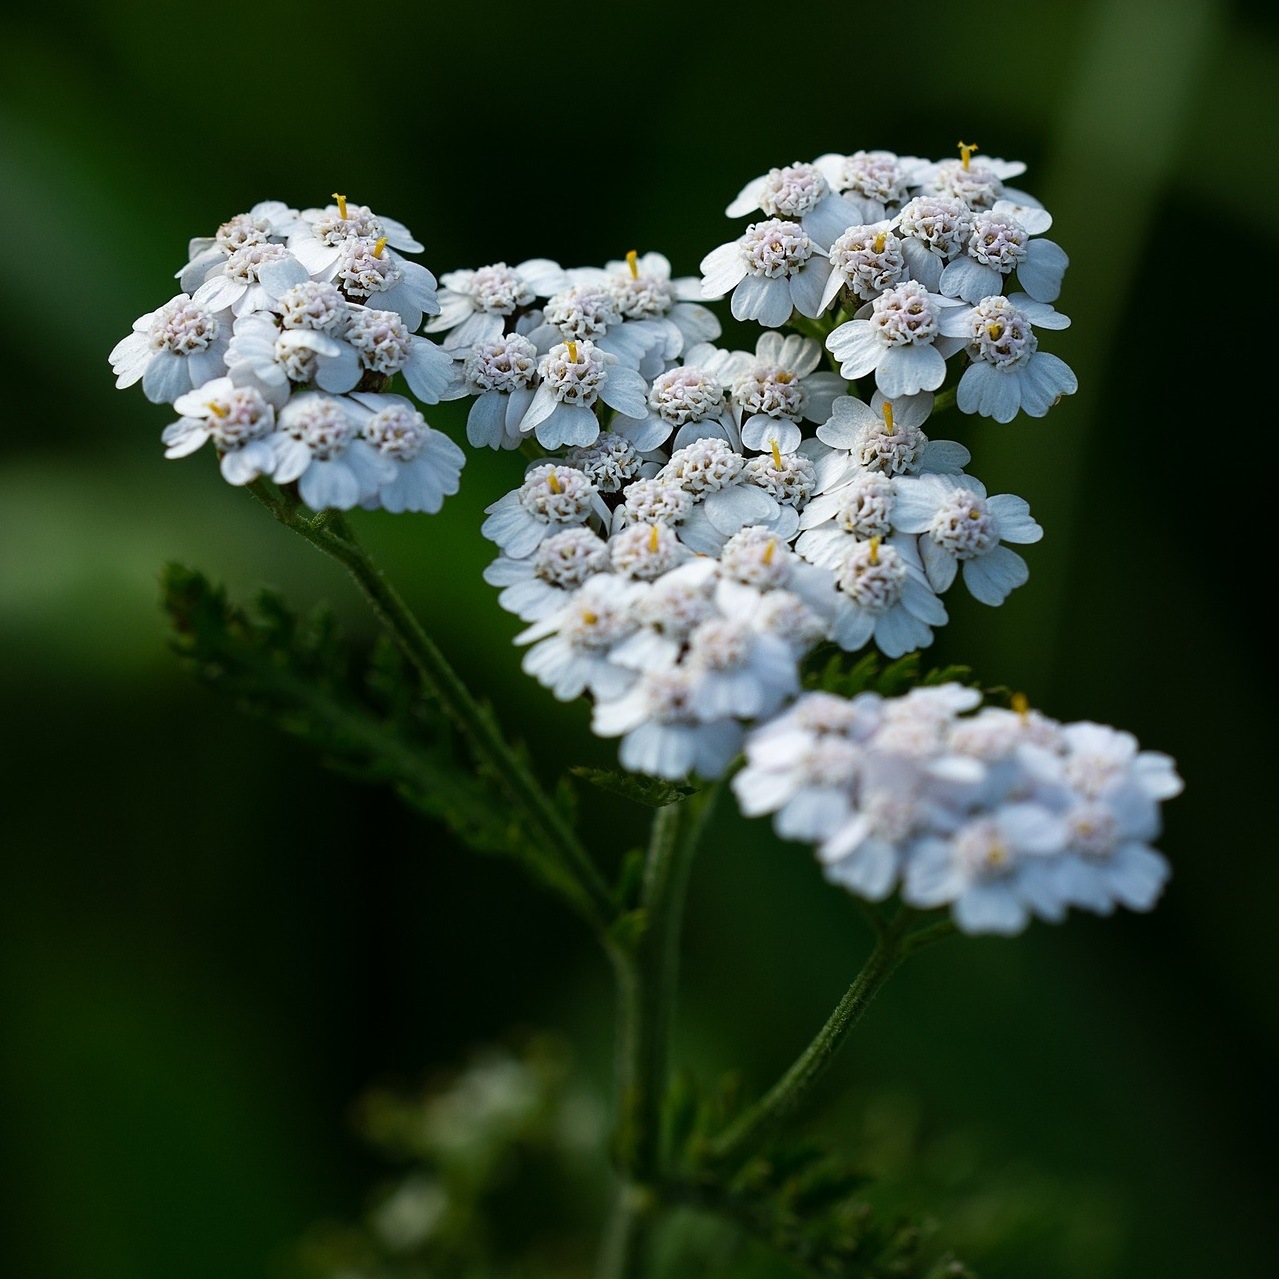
[
  {"x1": 703, "y1": 911, "x2": 955, "y2": 1171},
  {"x1": 598, "y1": 786, "x2": 720, "y2": 1279},
  {"x1": 245, "y1": 480, "x2": 615, "y2": 935}
]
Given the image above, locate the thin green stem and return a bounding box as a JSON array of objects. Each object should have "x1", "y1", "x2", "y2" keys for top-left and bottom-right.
[
  {"x1": 703, "y1": 908, "x2": 956, "y2": 1172},
  {"x1": 598, "y1": 785, "x2": 720, "y2": 1279},
  {"x1": 245, "y1": 480, "x2": 615, "y2": 934}
]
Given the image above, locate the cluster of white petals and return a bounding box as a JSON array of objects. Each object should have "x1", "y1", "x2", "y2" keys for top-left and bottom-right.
[
  {"x1": 111, "y1": 194, "x2": 465, "y2": 513},
  {"x1": 734, "y1": 687, "x2": 1183, "y2": 935}
]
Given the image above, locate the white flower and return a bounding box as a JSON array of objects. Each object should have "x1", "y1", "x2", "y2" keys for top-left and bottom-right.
[
  {"x1": 178, "y1": 200, "x2": 301, "y2": 292},
  {"x1": 814, "y1": 391, "x2": 971, "y2": 477},
  {"x1": 682, "y1": 615, "x2": 800, "y2": 722},
  {"x1": 725, "y1": 161, "x2": 865, "y2": 248},
  {"x1": 347, "y1": 393, "x2": 465, "y2": 514},
  {"x1": 288, "y1": 196, "x2": 424, "y2": 278},
  {"x1": 481, "y1": 463, "x2": 608, "y2": 558},
  {"x1": 226, "y1": 311, "x2": 358, "y2": 399},
  {"x1": 591, "y1": 666, "x2": 744, "y2": 781},
  {"x1": 939, "y1": 202, "x2": 1068, "y2": 304},
  {"x1": 520, "y1": 339, "x2": 650, "y2": 449},
  {"x1": 272, "y1": 391, "x2": 395, "y2": 511},
  {"x1": 343, "y1": 307, "x2": 463, "y2": 403},
  {"x1": 191, "y1": 242, "x2": 310, "y2": 317},
  {"x1": 939, "y1": 294, "x2": 1077, "y2": 422},
  {"x1": 895, "y1": 196, "x2": 974, "y2": 293},
  {"x1": 620, "y1": 344, "x2": 750, "y2": 452},
  {"x1": 796, "y1": 470, "x2": 899, "y2": 568},
  {"x1": 599, "y1": 250, "x2": 722, "y2": 362},
  {"x1": 825, "y1": 281, "x2": 965, "y2": 397},
  {"x1": 649, "y1": 439, "x2": 778, "y2": 554},
  {"x1": 820, "y1": 221, "x2": 908, "y2": 310},
  {"x1": 903, "y1": 801, "x2": 1070, "y2": 935},
  {"x1": 915, "y1": 149, "x2": 1040, "y2": 212},
  {"x1": 462, "y1": 334, "x2": 541, "y2": 450},
  {"x1": 110, "y1": 293, "x2": 233, "y2": 405},
  {"x1": 829, "y1": 534, "x2": 947, "y2": 657},
  {"x1": 515, "y1": 574, "x2": 643, "y2": 702},
  {"x1": 162, "y1": 377, "x2": 278, "y2": 485},
  {"x1": 700, "y1": 218, "x2": 833, "y2": 327},
  {"x1": 814, "y1": 149, "x2": 929, "y2": 222},
  {"x1": 891, "y1": 473, "x2": 1042, "y2": 605},
  {"x1": 563, "y1": 432, "x2": 661, "y2": 494},
  {"x1": 608, "y1": 521, "x2": 695, "y2": 581},
  {"x1": 523, "y1": 281, "x2": 667, "y2": 373},
  {"x1": 483, "y1": 527, "x2": 612, "y2": 622},
  {"x1": 424, "y1": 259, "x2": 569, "y2": 350},
  {"x1": 732, "y1": 333, "x2": 847, "y2": 455},
  {"x1": 334, "y1": 238, "x2": 439, "y2": 330}
]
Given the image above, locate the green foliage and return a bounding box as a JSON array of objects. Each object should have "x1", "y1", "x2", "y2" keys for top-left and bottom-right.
[
  {"x1": 570, "y1": 766, "x2": 699, "y2": 809},
  {"x1": 161, "y1": 564, "x2": 583, "y2": 901},
  {"x1": 802, "y1": 646, "x2": 979, "y2": 700}
]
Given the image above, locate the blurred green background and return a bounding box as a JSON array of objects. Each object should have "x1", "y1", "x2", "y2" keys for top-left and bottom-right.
[{"x1": 2, "y1": 0, "x2": 1276, "y2": 1275}]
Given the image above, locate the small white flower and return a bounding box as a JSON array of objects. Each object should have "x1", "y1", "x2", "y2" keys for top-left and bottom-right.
[
  {"x1": 274, "y1": 279, "x2": 353, "y2": 338},
  {"x1": 683, "y1": 615, "x2": 800, "y2": 722},
  {"x1": 892, "y1": 473, "x2": 1042, "y2": 605},
  {"x1": 162, "y1": 377, "x2": 278, "y2": 485},
  {"x1": 347, "y1": 393, "x2": 465, "y2": 514},
  {"x1": 725, "y1": 160, "x2": 865, "y2": 248},
  {"x1": 192, "y1": 242, "x2": 310, "y2": 317},
  {"x1": 288, "y1": 197, "x2": 424, "y2": 278},
  {"x1": 815, "y1": 391, "x2": 971, "y2": 477},
  {"x1": 343, "y1": 307, "x2": 463, "y2": 403},
  {"x1": 515, "y1": 574, "x2": 643, "y2": 702},
  {"x1": 564, "y1": 432, "x2": 660, "y2": 494},
  {"x1": 915, "y1": 150, "x2": 1040, "y2": 212},
  {"x1": 820, "y1": 221, "x2": 908, "y2": 310},
  {"x1": 796, "y1": 470, "x2": 899, "y2": 568},
  {"x1": 110, "y1": 293, "x2": 232, "y2": 405},
  {"x1": 600, "y1": 250, "x2": 722, "y2": 362},
  {"x1": 608, "y1": 522, "x2": 695, "y2": 580},
  {"x1": 732, "y1": 332, "x2": 847, "y2": 455},
  {"x1": 226, "y1": 311, "x2": 357, "y2": 399},
  {"x1": 481, "y1": 463, "x2": 608, "y2": 558},
  {"x1": 334, "y1": 238, "x2": 440, "y2": 331},
  {"x1": 700, "y1": 218, "x2": 833, "y2": 327},
  {"x1": 895, "y1": 196, "x2": 974, "y2": 293},
  {"x1": 814, "y1": 149, "x2": 929, "y2": 222},
  {"x1": 483, "y1": 527, "x2": 612, "y2": 622},
  {"x1": 425, "y1": 259, "x2": 569, "y2": 350},
  {"x1": 825, "y1": 281, "x2": 964, "y2": 397},
  {"x1": 178, "y1": 200, "x2": 301, "y2": 293},
  {"x1": 273, "y1": 391, "x2": 395, "y2": 511},
  {"x1": 620, "y1": 343, "x2": 750, "y2": 452},
  {"x1": 524, "y1": 281, "x2": 667, "y2": 373},
  {"x1": 609, "y1": 559, "x2": 721, "y2": 672},
  {"x1": 521, "y1": 339, "x2": 650, "y2": 449},
  {"x1": 462, "y1": 334, "x2": 541, "y2": 450},
  {"x1": 829, "y1": 534, "x2": 947, "y2": 657},
  {"x1": 939, "y1": 202, "x2": 1069, "y2": 304},
  {"x1": 939, "y1": 293, "x2": 1077, "y2": 422}
]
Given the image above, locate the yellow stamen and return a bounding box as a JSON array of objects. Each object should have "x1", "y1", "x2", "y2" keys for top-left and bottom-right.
[
  {"x1": 581, "y1": 610, "x2": 599, "y2": 625},
  {"x1": 957, "y1": 141, "x2": 979, "y2": 171},
  {"x1": 775, "y1": 370, "x2": 794, "y2": 384},
  {"x1": 763, "y1": 539, "x2": 777, "y2": 565},
  {"x1": 547, "y1": 472, "x2": 562, "y2": 494},
  {"x1": 881, "y1": 401, "x2": 895, "y2": 433},
  {"x1": 770, "y1": 438, "x2": 783, "y2": 469},
  {"x1": 873, "y1": 231, "x2": 887, "y2": 254},
  {"x1": 1011, "y1": 691, "x2": 1030, "y2": 720},
  {"x1": 208, "y1": 401, "x2": 229, "y2": 418},
  {"x1": 648, "y1": 523, "x2": 660, "y2": 552},
  {"x1": 331, "y1": 192, "x2": 348, "y2": 220},
  {"x1": 868, "y1": 535, "x2": 881, "y2": 566},
  {"x1": 968, "y1": 507, "x2": 982, "y2": 520},
  {"x1": 987, "y1": 321, "x2": 1004, "y2": 340},
  {"x1": 986, "y1": 843, "x2": 1009, "y2": 868},
  {"x1": 566, "y1": 340, "x2": 578, "y2": 362},
  {"x1": 626, "y1": 249, "x2": 639, "y2": 279},
  {"x1": 372, "y1": 236, "x2": 388, "y2": 259}
]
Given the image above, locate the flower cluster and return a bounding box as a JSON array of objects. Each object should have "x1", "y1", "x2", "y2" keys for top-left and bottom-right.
[
  {"x1": 110, "y1": 196, "x2": 466, "y2": 513},
  {"x1": 733, "y1": 686, "x2": 1183, "y2": 934}
]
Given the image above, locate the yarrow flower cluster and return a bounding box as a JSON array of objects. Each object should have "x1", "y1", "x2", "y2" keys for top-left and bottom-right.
[
  {"x1": 733, "y1": 687, "x2": 1183, "y2": 935},
  {"x1": 110, "y1": 143, "x2": 1180, "y2": 940},
  {"x1": 111, "y1": 195, "x2": 466, "y2": 512}
]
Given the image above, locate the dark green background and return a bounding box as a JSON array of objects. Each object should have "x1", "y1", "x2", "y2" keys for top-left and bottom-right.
[{"x1": 2, "y1": 0, "x2": 1275, "y2": 1275}]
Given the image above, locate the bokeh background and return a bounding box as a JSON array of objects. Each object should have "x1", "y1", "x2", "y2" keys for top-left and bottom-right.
[{"x1": 2, "y1": 0, "x2": 1276, "y2": 1275}]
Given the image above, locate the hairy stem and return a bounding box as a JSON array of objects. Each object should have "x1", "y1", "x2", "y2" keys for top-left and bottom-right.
[{"x1": 245, "y1": 480, "x2": 615, "y2": 934}]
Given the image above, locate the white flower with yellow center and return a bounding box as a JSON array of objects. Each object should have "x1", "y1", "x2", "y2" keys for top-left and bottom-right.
[
  {"x1": 650, "y1": 439, "x2": 778, "y2": 555},
  {"x1": 825, "y1": 281, "x2": 965, "y2": 397},
  {"x1": 821, "y1": 221, "x2": 908, "y2": 309},
  {"x1": 162, "y1": 377, "x2": 278, "y2": 485},
  {"x1": 891, "y1": 473, "x2": 1042, "y2": 605},
  {"x1": 829, "y1": 534, "x2": 947, "y2": 657},
  {"x1": 940, "y1": 202, "x2": 1068, "y2": 305},
  {"x1": 334, "y1": 237, "x2": 440, "y2": 331},
  {"x1": 346, "y1": 392, "x2": 466, "y2": 515},
  {"x1": 520, "y1": 339, "x2": 650, "y2": 449},
  {"x1": 895, "y1": 195, "x2": 975, "y2": 293},
  {"x1": 342, "y1": 307, "x2": 464, "y2": 403},
  {"x1": 915, "y1": 145, "x2": 1039, "y2": 212},
  {"x1": 814, "y1": 392, "x2": 970, "y2": 479},
  {"x1": 524, "y1": 280, "x2": 667, "y2": 374},
  {"x1": 938, "y1": 293, "x2": 1077, "y2": 421},
  {"x1": 288, "y1": 195, "x2": 424, "y2": 278},
  {"x1": 482, "y1": 463, "x2": 609, "y2": 558},
  {"x1": 598, "y1": 249, "x2": 722, "y2": 364},
  {"x1": 725, "y1": 160, "x2": 865, "y2": 249},
  {"x1": 608, "y1": 522, "x2": 695, "y2": 581},
  {"x1": 226, "y1": 311, "x2": 359, "y2": 399},
  {"x1": 483, "y1": 527, "x2": 612, "y2": 622},
  {"x1": 515, "y1": 574, "x2": 643, "y2": 702},
  {"x1": 619, "y1": 343, "x2": 750, "y2": 452},
  {"x1": 699, "y1": 218, "x2": 833, "y2": 328}
]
